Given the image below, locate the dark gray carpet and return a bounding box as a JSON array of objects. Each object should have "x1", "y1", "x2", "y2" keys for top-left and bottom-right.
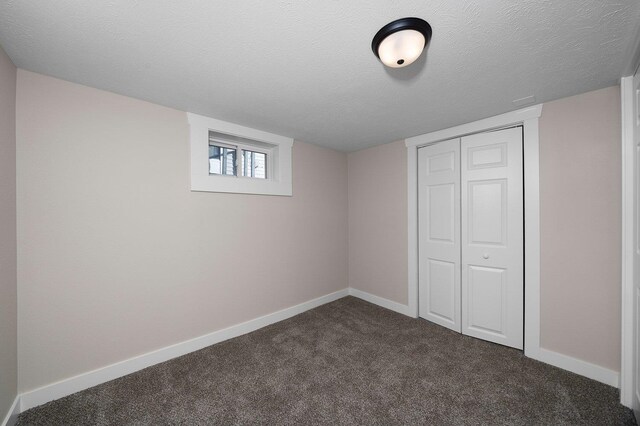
[{"x1": 17, "y1": 296, "x2": 635, "y2": 425}]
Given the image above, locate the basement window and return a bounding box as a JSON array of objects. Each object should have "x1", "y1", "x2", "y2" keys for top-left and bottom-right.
[{"x1": 188, "y1": 113, "x2": 293, "y2": 196}]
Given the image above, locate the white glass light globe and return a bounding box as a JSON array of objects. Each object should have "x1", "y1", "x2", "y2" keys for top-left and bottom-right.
[{"x1": 377, "y1": 29, "x2": 425, "y2": 68}]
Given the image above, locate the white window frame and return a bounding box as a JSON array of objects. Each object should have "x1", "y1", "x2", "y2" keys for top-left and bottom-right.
[{"x1": 188, "y1": 112, "x2": 293, "y2": 196}]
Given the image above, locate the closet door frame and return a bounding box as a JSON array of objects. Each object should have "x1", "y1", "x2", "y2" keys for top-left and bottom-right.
[{"x1": 406, "y1": 105, "x2": 542, "y2": 359}]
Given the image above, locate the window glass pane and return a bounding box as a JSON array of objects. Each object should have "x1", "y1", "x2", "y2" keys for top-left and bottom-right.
[
  {"x1": 242, "y1": 150, "x2": 267, "y2": 179},
  {"x1": 209, "y1": 145, "x2": 237, "y2": 176}
]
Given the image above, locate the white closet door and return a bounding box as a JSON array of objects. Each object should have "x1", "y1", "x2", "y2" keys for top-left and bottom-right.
[
  {"x1": 418, "y1": 139, "x2": 461, "y2": 332},
  {"x1": 460, "y1": 127, "x2": 524, "y2": 349}
]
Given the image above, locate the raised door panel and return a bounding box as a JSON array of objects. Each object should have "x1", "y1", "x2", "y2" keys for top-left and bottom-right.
[
  {"x1": 467, "y1": 143, "x2": 508, "y2": 170},
  {"x1": 418, "y1": 139, "x2": 461, "y2": 332},
  {"x1": 468, "y1": 179, "x2": 507, "y2": 246},
  {"x1": 427, "y1": 259, "x2": 457, "y2": 324},
  {"x1": 467, "y1": 265, "x2": 507, "y2": 336},
  {"x1": 428, "y1": 151, "x2": 456, "y2": 174},
  {"x1": 428, "y1": 184, "x2": 455, "y2": 243}
]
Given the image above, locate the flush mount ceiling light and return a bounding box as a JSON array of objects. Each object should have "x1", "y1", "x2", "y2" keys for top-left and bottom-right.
[{"x1": 371, "y1": 17, "x2": 432, "y2": 68}]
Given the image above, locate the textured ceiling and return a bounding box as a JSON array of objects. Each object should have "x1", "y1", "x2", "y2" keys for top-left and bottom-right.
[{"x1": 1, "y1": 1, "x2": 639, "y2": 151}]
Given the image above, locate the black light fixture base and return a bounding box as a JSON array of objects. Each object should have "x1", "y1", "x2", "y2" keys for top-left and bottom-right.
[{"x1": 371, "y1": 17, "x2": 432, "y2": 59}]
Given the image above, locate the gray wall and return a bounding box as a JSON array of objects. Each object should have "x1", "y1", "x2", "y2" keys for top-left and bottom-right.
[
  {"x1": 0, "y1": 44, "x2": 17, "y2": 418},
  {"x1": 16, "y1": 70, "x2": 349, "y2": 392}
]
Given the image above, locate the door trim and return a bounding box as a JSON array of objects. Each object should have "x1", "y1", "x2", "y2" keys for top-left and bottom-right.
[
  {"x1": 621, "y1": 75, "x2": 636, "y2": 407},
  {"x1": 406, "y1": 104, "x2": 543, "y2": 358}
]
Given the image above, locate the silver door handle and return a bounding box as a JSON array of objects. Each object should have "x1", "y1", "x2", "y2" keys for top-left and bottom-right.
[{"x1": 483, "y1": 253, "x2": 490, "y2": 259}]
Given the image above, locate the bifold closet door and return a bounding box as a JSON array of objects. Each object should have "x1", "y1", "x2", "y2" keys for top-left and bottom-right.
[
  {"x1": 418, "y1": 138, "x2": 461, "y2": 332},
  {"x1": 460, "y1": 127, "x2": 524, "y2": 349},
  {"x1": 418, "y1": 127, "x2": 524, "y2": 349}
]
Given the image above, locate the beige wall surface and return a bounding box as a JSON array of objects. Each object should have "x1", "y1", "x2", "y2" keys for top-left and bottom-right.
[
  {"x1": 348, "y1": 140, "x2": 408, "y2": 304},
  {"x1": 0, "y1": 45, "x2": 17, "y2": 418},
  {"x1": 539, "y1": 86, "x2": 621, "y2": 371},
  {"x1": 16, "y1": 70, "x2": 348, "y2": 392}
]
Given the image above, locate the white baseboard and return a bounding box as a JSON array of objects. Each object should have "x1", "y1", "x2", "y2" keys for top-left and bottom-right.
[
  {"x1": 528, "y1": 347, "x2": 620, "y2": 388},
  {"x1": 1, "y1": 395, "x2": 20, "y2": 426},
  {"x1": 19, "y1": 288, "x2": 349, "y2": 412},
  {"x1": 15, "y1": 286, "x2": 620, "y2": 415},
  {"x1": 348, "y1": 288, "x2": 411, "y2": 316}
]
